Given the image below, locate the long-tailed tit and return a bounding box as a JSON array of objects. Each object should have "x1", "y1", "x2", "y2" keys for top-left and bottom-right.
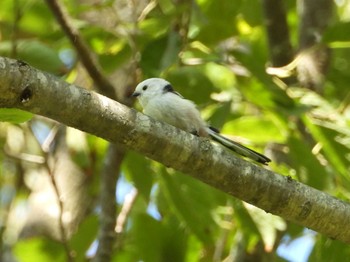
[{"x1": 132, "y1": 78, "x2": 271, "y2": 165}]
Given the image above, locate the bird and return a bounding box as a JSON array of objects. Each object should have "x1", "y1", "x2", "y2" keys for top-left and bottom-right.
[{"x1": 132, "y1": 78, "x2": 271, "y2": 165}]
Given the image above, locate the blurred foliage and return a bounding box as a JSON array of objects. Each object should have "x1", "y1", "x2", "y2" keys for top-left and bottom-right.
[
  {"x1": 0, "y1": 109, "x2": 33, "y2": 123},
  {"x1": 1, "y1": 0, "x2": 350, "y2": 261}
]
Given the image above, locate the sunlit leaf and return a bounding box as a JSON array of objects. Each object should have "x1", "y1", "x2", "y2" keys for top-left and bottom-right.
[
  {"x1": 203, "y1": 62, "x2": 236, "y2": 90},
  {"x1": 0, "y1": 108, "x2": 33, "y2": 123},
  {"x1": 13, "y1": 238, "x2": 66, "y2": 262},
  {"x1": 309, "y1": 235, "x2": 350, "y2": 262},
  {"x1": 245, "y1": 203, "x2": 286, "y2": 251},
  {"x1": 130, "y1": 213, "x2": 164, "y2": 262},
  {"x1": 123, "y1": 151, "x2": 154, "y2": 200},
  {"x1": 192, "y1": 0, "x2": 242, "y2": 44},
  {"x1": 166, "y1": 66, "x2": 215, "y2": 104},
  {"x1": 303, "y1": 116, "x2": 350, "y2": 180},
  {"x1": 222, "y1": 115, "x2": 285, "y2": 143},
  {"x1": 69, "y1": 215, "x2": 99, "y2": 261},
  {"x1": 240, "y1": 0, "x2": 263, "y2": 26},
  {"x1": 158, "y1": 170, "x2": 222, "y2": 245},
  {"x1": 323, "y1": 22, "x2": 350, "y2": 43},
  {"x1": 287, "y1": 135, "x2": 330, "y2": 190},
  {"x1": 99, "y1": 42, "x2": 132, "y2": 73},
  {"x1": 1, "y1": 0, "x2": 350, "y2": 261},
  {"x1": 231, "y1": 199, "x2": 262, "y2": 249},
  {"x1": 0, "y1": 40, "x2": 67, "y2": 75},
  {"x1": 139, "y1": 17, "x2": 170, "y2": 39}
]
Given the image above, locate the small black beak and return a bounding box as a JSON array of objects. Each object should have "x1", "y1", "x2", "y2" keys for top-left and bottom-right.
[{"x1": 132, "y1": 92, "x2": 140, "y2": 97}]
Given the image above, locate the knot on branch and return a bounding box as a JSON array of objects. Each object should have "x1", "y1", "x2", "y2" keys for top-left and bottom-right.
[{"x1": 20, "y1": 86, "x2": 33, "y2": 103}]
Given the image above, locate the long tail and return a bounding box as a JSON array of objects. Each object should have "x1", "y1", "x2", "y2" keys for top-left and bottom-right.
[{"x1": 207, "y1": 127, "x2": 271, "y2": 165}]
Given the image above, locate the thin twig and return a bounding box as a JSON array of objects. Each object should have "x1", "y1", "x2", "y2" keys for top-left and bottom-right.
[
  {"x1": 94, "y1": 144, "x2": 125, "y2": 262},
  {"x1": 115, "y1": 188, "x2": 138, "y2": 234},
  {"x1": 3, "y1": 148, "x2": 45, "y2": 164},
  {"x1": 44, "y1": 2, "x2": 138, "y2": 261},
  {"x1": 45, "y1": 0, "x2": 116, "y2": 100},
  {"x1": 44, "y1": 157, "x2": 73, "y2": 262},
  {"x1": 11, "y1": 0, "x2": 21, "y2": 58},
  {"x1": 28, "y1": 123, "x2": 73, "y2": 262}
]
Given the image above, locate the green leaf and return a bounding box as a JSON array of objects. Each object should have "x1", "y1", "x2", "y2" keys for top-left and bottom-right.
[
  {"x1": 191, "y1": 0, "x2": 242, "y2": 44},
  {"x1": 184, "y1": 235, "x2": 202, "y2": 261},
  {"x1": 205, "y1": 101, "x2": 233, "y2": 129},
  {"x1": 140, "y1": 37, "x2": 171, "y2": 76},
  {"x1": 18, "y1": 1, "x2": 55, "y2": 36},
  {"x1": 130, "y1": 213, "x2": 164, "y2": 262},
  {"x1": 161, "y1": 215, "x2": 188, "y2": 262},
  {"x1": 158, "y1": 170, "x2": 224, "y2": 245},
  {"x1": 0, "y1": 108, "x2": 33, "y2": 123},
  {"x1": 123, "y1": 151, "x2": 154, "y2": 200},
  {"x1": 245, "y1": 204, "x2": 286, "y2": 250},
  {"x1": 158, "y1": 0, "x2": 176, "y2": 14},
  {"x1": 303, "y1": 116, "x2": 350, "y2": 179},
  {"x1": 287, "y1": 135, "x2": 330, "y2": 190},
  {"x1": 222, "y1": 115, "x2": 285, "y2": 143},
  {"x1": 309, "y1": 235, "x2": 350, "y2": 262},
  {"x1": 69, "y1": 215, "x2": 98, "y2": 261},
  {"x1": 166, "y1": 66, "x2": 215, "y2": 104},
  {"x1": 323, "y1": 22, "x2": 350, "y2": 43},
  {"x1": 0, "y1": 40, "x2": 67, "y2": 75},
  {"x1": 240, "y1": 0, "x2": 263, "y2": 26},
  {"x1": 13, "y1": 238, "x2": 66, "y2": 262},
  {"x1": 139, "y1": 17, "x2": 170, "y2": 39},
  {"x1": 232, "y1": 200, "x2": 261, "y2": 242},
  {"x1": 142, "y1": 31, "x2": 182, "y2": 76},
  {"x1": 99, "y1": 42, "x2": 132, "y2": 73},
  {"x1": 202, "y1": 62, "x2": 236, "y2": 90}
]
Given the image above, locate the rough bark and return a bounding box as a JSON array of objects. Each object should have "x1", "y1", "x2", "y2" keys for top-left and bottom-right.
[{"x1": 1, "y1": 56, "x2": 350, "y2": 244}]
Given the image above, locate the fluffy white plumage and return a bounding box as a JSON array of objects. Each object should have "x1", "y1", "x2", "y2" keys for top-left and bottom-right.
[{"x1": 132, "y1": 78, "x2": 271, "y2": 165}]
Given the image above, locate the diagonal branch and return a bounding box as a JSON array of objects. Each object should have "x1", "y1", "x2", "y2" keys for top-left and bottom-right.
[
  {"x1": 45, "y1": 0, "x2": 116, "y2": 99},
  {"x1": 1, "y1": 56, "x2": 350, "y2": 244},
  {"x1": 45, "y1": 2, "x2": 127, "y2": 259}
]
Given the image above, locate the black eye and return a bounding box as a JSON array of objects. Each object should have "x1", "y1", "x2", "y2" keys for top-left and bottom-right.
[{"x1": 142, "y1": 85, "x2": 148, "y2": 91}]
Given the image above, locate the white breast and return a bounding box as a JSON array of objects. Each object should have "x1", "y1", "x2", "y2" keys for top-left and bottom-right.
[{"x1": 143, "y1": 92, "x2": 207, "y2": 136}]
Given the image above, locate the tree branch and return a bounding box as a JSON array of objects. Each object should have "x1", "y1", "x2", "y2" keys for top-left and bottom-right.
[
  {"x1": 45, "y1": 2, "x2": 128, "y2": 259},
  {"x1": 1, "y1": 56, "x2": 350, "y2": 244},
  {"x1": 298, "y1": 0, "x2": 333, "y2": 49},
  {"x1": 94, "y1": 144, "x2": 124, "y2": 262},
  {"x1": 45, "y1": 0, "x2": 116, "y2": 99},
  {"x1": 29, "y1": 125, "x2": 73, "y2": 261},
  {"x1": 296, "y1": 0, "x2": 333, "y2": 91},
  {"x1": 261, "y1": 0, "x2": 294, "y2": 67}
]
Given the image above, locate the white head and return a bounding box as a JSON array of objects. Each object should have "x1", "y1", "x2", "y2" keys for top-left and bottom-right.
[{"x1": 132, "y1": 78, "x2": 178, "y2": 107}]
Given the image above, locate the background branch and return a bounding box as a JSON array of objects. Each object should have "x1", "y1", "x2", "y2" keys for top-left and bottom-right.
[
  {"x1": 1, "y1": 56, "x2": 350, "y2": 244},
  {"x1": 296, "y1": 0, "x2": 333, "y2": 91},
  {"x1": 45, "y1": 1, "x2": 128, "y2": 260},
  {"x1": 45, "y1": 0, "x2": 116, "y2": 99},
  {"x1": 298, "y1": 0, "x2": 333, "y2": 49},
  {"x1": 261, "y1": 0, "x2": 294, "y2": 67},
  {"x1": 94, "y1": 144, "x2": 124, "y2": 262},
  {"x1": 31, "y1": 125, "x2": 73, "y2": 262}
]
